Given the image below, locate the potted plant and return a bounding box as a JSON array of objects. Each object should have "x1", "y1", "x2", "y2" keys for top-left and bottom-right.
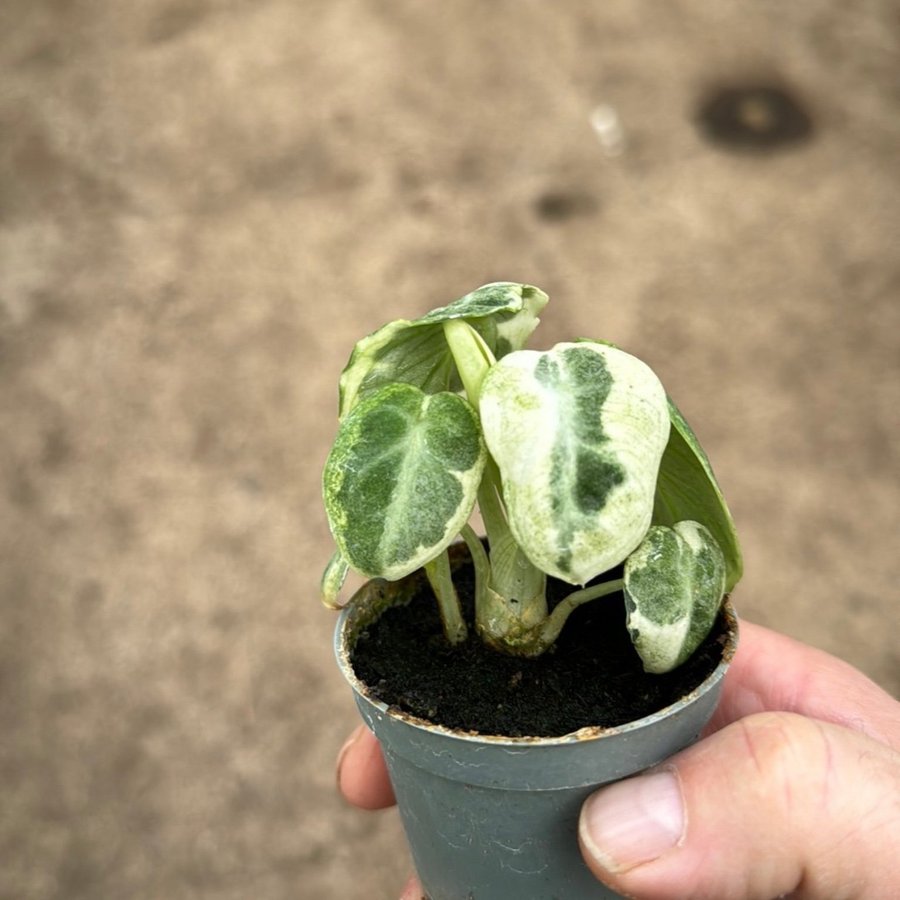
[{"x1": 321, "y1": 283, "x2": 742, "y2": 900}]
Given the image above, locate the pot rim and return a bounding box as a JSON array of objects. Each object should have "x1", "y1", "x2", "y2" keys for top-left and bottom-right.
[{"x1": 335, "y1": 578, "x2": 739, "y2": 747}]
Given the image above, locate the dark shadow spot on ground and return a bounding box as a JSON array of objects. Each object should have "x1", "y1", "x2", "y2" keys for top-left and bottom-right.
[
  {"x1": 533, "y1": 189, "x2": 598, "y2": 223},
  {"x1": 695, "y1": 83, "x2": 814, "y2": 153}
]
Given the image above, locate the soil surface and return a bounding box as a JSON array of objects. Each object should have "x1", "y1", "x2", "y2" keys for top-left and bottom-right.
[
  {"x1": 353, "y1": 564, "x2": 730, "y2": 737},
  {"x1": 2, "y1": 3, "x2": 898, "y2": 899}
]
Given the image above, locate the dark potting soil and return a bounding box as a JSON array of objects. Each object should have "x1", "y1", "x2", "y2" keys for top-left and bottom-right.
[{"x1": 351, "y1": 561, "x2": 731, "y2": 738}]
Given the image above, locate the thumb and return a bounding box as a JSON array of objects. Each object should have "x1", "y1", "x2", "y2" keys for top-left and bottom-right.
[{"x1": 578, "y1": 711, "x2": 900, "y2": 899}]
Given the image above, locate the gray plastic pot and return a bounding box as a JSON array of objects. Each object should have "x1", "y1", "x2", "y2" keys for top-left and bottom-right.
[{"x1": 335, "y1": 550, "x2": 738, "y2": 900}]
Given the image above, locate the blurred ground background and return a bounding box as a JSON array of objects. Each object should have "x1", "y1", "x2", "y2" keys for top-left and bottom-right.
[{"x1": 1, "y1": 1, "x2": 898, "y2": 898}]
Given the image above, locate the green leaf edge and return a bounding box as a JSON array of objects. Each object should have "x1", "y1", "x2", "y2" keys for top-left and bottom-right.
[{"x1": 654, "y1": 398, "x2": 743, "y2": 592}]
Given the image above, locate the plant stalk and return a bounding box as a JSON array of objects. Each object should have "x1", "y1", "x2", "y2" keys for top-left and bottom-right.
[
  {"x1": 538, "y1": 578, "x2": 625, "y2": 647},
  {"x1": 424, "y1": 550, "x2": 468, "y2": 644},
  {"x1": 442, "y1": 318, "x2": 551, "y2": 653}
]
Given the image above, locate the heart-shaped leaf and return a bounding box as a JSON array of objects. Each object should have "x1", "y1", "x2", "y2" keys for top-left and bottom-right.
[
  {"x1": 323, "y1": 383, "x2": 486, "y2": 580},
  {"x1": 479, "y1": 342, "x2": 671, "y2": 585},
  {"x1": 338, "y1": 282, "x2": 548, "y2": 417},
  {"x1": 623, "y1": 521, "x2": 726, "y2": 673}
]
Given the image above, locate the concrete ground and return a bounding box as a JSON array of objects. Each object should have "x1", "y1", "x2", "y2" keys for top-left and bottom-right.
[{"x1": 1, "y1": 2, "x2": 897, "y2": 898}]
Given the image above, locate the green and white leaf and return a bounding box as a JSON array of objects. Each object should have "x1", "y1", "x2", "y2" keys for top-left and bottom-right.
[
  {"x1": 338, "y1": 282, "x2": 548, "y2": 417},
  {"x1": 653, "y1": 399, "x2": 743, "y2": 591},
  {"x1": 623, "y1": 521, "x2": 726, "y2": 674},
  {"x1": 480, "y1": 342, "x2": 671, "y2": 585},
  {"x1": 323, "y1": 383, "x2": 486, "y2": 580}
]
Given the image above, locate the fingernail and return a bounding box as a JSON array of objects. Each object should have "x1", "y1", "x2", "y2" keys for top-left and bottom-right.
[
  {"x1": 335, "y1": 724, "x2": 366, "y2": 788},
  {"x1": 579, "y1": 768, "x2": 685, "y2": 874}
]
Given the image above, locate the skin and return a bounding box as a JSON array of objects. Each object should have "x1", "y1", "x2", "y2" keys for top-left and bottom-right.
[{"x1": 335, "y1": 621, "x2": 900, "y2": 900}]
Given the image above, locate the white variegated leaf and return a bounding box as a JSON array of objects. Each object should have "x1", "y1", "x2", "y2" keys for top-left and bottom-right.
[
  {"x1": 479, "y1": 342, "x2": 670, "y2": 585},
  {"x1": 623, "y1": 521, "x2": 726, "y2": 674},
  {"x1": 323, "y1": 383, "x2": 486, "y2": 580},
  {"x1": 338, "y1": 283, "x2": 548, "y2": 417}
]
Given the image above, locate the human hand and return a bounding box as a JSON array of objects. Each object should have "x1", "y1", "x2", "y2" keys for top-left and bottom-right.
[{"x1": 336, "y1": 621, "x2": 900, "y2": 899}]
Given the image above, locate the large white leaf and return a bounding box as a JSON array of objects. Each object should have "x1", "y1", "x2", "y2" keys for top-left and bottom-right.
[
  {"x1": 623, "y1": 521, "x2": 726, "y2": 673},
  {"x1": 323, "y1": 383, "x2": 486, "y2": 580},
  {"x1": 480, "y1": 342, "x2": 670, "y2": 585}
]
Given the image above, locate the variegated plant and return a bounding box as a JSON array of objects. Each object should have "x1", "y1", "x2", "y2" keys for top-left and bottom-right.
[{"x1": 322, "y1": 283, "x2": 742, "y2": 670}]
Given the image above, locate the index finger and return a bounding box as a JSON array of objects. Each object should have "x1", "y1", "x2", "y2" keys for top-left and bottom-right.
[
  {"x1": 336, "y1": 724, "x2": 396, "y2": 810},
  {"x1": 705, "y1": 620, "x2": 900, "y2": 749}
]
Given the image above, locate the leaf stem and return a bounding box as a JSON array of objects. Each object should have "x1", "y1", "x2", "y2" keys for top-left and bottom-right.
[
  {"x1": 424, "y1": 550, "x2": 468, "y2": 644},
  {"x1": 475, "y1": 459, "x2": 509, "y2": 542},
  {"x1": 442, "y1": 320, "x2": 512, "y2": 546},
  {"x1": 460, "y1": 524, "x2": 490, "y2": 621},
  {"x1": 442, "y1": 319, "x2": 495, "y2": 401},
  {"x1": 320, "y1": 551, "x2": 349, "y2": 609},
  {"x1": 538, "y1": 577, "x2": 625, "y2": 647},
  {"x1": 443, "y1": 316, "x2": 552, "y2": 652}
]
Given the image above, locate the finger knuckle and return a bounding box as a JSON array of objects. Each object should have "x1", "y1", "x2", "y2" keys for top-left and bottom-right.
[{"x1": 736, "y1": 712, "x2": 835, "y2": 816}]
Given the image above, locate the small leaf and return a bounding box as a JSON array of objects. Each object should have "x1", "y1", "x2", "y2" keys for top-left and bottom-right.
[
  {"x1": 480, "y1": 342, "x2": 671, "y2": 585},
  {"x1": 623, "y1": 521, "x2": 726, "y2": 674},
  {"x1": 338, "y1": 283, "x2": 548, "y2": 417},
  {"x1": 323, "y1": 383, "x2": 486, "y2": 580},
  {"x1": 653, "y1": 399, "x2": 743, "y2": 591}
]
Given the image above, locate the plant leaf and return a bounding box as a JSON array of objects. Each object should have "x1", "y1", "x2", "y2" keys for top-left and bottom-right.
[
  {"x1": 338, "y1": 282, "x2": 548, "y2": 417},
  {"x1": 623, "y1": 521, "x2": 726, "y2": 674},
  {"x1": 480, "y1": 342, "x2": 671, "y2": 585},
  {"x1": 323, "y1": 383, "x2": 486, "y2": 580},
  {"x1": 653, "y1": 399, "x2": 743, "y2": 591}
]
